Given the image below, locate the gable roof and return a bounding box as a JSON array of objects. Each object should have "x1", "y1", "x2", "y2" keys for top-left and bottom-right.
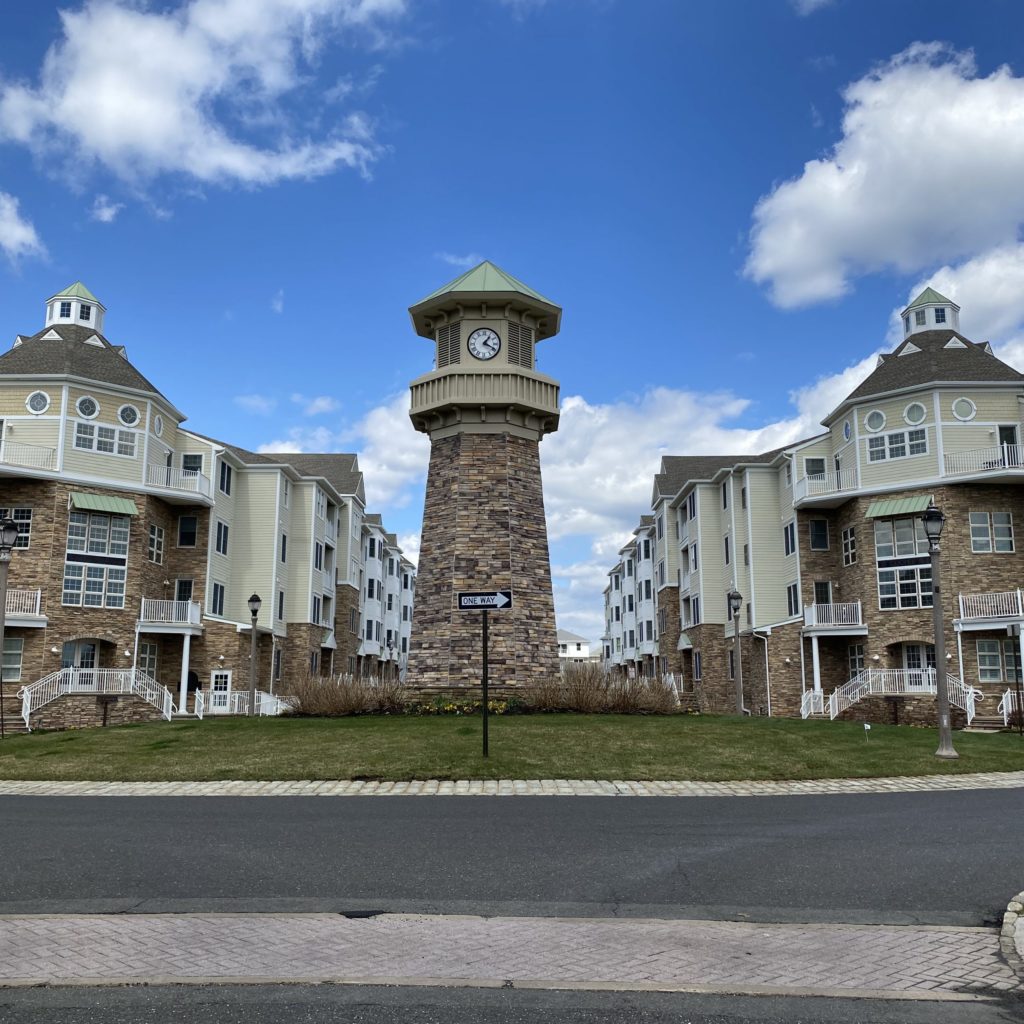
[
  {"x1": 0, "y1": 323, "x2": 165, "y2": 398},
  {"x1": 557, "y1": 628, "x2": 589, "y2": 645},
  {"x1": 262, "y1": 452, "x2": 365, "y2": 500},
  {"x1": 839, "y1": 330, "x2": 1024, "y2": 410}
]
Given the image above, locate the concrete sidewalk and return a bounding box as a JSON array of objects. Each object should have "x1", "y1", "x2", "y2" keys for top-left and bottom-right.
[{"x1": 1, "y1": 912, "x2": 1019, "y2": 1001}]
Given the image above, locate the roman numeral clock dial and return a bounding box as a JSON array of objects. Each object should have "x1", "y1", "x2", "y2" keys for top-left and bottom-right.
[{"x1": 468, "y1": 327, "x2": 500, "y2": 360}]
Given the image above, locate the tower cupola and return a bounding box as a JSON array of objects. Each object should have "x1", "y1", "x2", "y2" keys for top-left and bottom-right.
[
  {"x1": 45, "y1": 282, "x2": 106, "y2": 333},
  {"x1": 901, "y1": 286, "x2": 959, "y2": 338}
]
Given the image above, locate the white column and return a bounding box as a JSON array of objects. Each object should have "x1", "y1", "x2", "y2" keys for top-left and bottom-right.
[
  {"x1": 956, "y1": 629, "x2": 964, "y2": 689},
  {"x1": 811, "y1": 634, "x2": 822, "y2": 693},
  {"x1": 178, "y1": 633, "x2": 191, "y2": 714}
]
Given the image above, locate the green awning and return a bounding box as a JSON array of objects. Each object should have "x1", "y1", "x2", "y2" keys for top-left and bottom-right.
[
  {"x1": 70, "y1": 492, "x2": 138, "y2": 515},
  {"x1": 865, "y1": 495, "x2": 932, "y2": 519}
]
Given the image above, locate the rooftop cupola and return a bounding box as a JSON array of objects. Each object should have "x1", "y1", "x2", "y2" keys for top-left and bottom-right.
[
  {"x1": 901, "y1": 286, "x2": 959, "y2": 338},
  {"x1": 45, "y1": 282, "x2": 106, "y2": 333}
]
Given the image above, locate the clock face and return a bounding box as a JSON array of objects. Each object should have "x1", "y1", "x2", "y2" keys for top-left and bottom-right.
[{"x1": 467, "y1": 327, "x2": 501, "y2": 360}]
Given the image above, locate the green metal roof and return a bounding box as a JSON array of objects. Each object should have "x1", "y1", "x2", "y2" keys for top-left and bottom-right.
[
  {"x1": 415, "y1": 260, "x2": 556, "y2": 307},
  {"x1": 70, "y1": 492, "x2": 138, "y2": 515},
  {"x1": 49, "y1": 281, "x2": 101, "y2": 304},
  {"x1": 865, "y1": 495, "x2": 932, "y2": 519},
  {"x1": 904, "y1": 286, "x2": 953, "y2": 310}
]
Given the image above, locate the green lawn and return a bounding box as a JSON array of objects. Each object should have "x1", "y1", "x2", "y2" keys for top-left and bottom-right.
[{"x1": 0, "y1": 714, "x2": 1022, "y2": 782}]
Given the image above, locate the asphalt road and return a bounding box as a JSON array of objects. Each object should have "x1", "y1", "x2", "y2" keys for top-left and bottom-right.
[
  {"x1": 1, "y1": 790, "x2": 1020, "y2": 924},
  {"x1": 1, "y1": 985, "x2": 1022, "y2": 1024}
]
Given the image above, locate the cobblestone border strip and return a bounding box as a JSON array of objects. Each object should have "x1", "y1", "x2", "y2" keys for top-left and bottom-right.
[
  {"x1": 0, "y1": 770, "x2": 1022, "y2": 798},
  {"x1": 1000, "y1": 889, "x2": 1024, "y2": 981}
]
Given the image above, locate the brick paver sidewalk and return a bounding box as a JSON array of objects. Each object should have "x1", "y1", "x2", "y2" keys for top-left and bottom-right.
[{"x1": 0, "y1": 913, "x2": 1018, "y2": 1000}]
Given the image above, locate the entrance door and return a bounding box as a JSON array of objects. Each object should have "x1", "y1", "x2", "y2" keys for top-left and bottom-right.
[
  {"x1": 175, "y1": 579, "x2": 194, "y2": 603},
  {"x1": 814, "y1": 581, "x2": 832, "y2": 606},
  {"x1": 903, "y1": 644, "x2": 935, "y2": 690},
  {"x1": 210, "y1": 670, "x2": 232, "y2": 713},
  {"x1": 61, "y1": 641, "x2": 98, "y2": 688},
  {"x1": 999, "y1": 425, "x2": 1020, "y2": 466}
]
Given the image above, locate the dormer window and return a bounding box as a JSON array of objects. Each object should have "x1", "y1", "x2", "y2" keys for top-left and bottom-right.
[
  {"x1": 934, "y1": 307, "x2": 946, "y2": 324},
  {"x1": 59, "y1": 301, "x2": 72, "y2": 318},
  {"x1": 914, "y1": 310, "x2": 926, "y2": 326},
  {"x1": 79, "y1": 304, "x2": 92, "y2": 322}
]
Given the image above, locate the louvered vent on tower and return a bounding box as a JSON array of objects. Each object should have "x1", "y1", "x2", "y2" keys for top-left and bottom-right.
[
  {"x1": 506, "y1": 322, "x2": 534, "y2": 369},
  {"x1": 436, "y1": 322, "x2": 462, "y2": 368}
]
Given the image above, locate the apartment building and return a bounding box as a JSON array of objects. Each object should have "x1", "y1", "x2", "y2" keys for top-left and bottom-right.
[
  {"x1": 603, "y1": 288, "x2": 1024, "y2": 726},
  {"x1": 557, "y1": 628, "x2": 599, "y2": 665},
  {"x1": 0, "y1": 283, "x2": 414, "y2": 730},
  {"x1": 602, "y1": 516, "x2": 658, "y2": 675}
]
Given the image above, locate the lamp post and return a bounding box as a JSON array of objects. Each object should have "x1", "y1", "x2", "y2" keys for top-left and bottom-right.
[
  {"x1": 386, "y1": 638, "x2": 394, "y2": 681},
  {"x1": 247, "y1": 593, "x2": 262, "y2": 718},
  {"x1": 922, "y1": 503, "x2": 958, "y2": 759},
  {"x1": 727, "y1": 588, "x2": 744, "y2": 715},
  {"x1": 0, "y1": 517, "x2": 21, "y2": 740}
]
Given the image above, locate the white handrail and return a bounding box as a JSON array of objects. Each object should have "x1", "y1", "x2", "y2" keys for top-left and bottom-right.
[
  {"x1": 944, "y1": 444, "x2": 1024, "y2": 476},
  {"x1": 998, "y1": 689, "x2": 1020, "y2": 727},
  {"x1": 800, "y1": 690, "x2": 825, "y2": 718},
  {"x1": 793, "y1": 468, "x2": 857, "y2": 502},
  {"x1": 958, "y1": 589, "x2": 1024, "y2": 620},
  {"x1": 145, "y1": 463, "x2": 213, "y2": 497},
  {"x1": 804, "y1": 602, "x2": 862, "y2": 627},
  {"x1": 1, "y1": 439, "x2": 58, "y2": 470},
  {"x1": 139, "y1": 598, "x2": 202, "y2": 625},
  {"x1": 824, "y1": 668, "x2": 982, "y2": 724},
  {"x1": 194, "y1": 689, "x2": 205, "y2": 720},
  {"x1": 5, "y1": 589, "x2": 41, "y2": 616},
  {"x1": 130, "y1": 669, "x2": 175, "y2": 721}
]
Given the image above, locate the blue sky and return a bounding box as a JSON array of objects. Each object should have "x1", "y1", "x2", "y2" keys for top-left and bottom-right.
[{"x1": 4, "y1": 0, "x2": 1024, "y2": 638}]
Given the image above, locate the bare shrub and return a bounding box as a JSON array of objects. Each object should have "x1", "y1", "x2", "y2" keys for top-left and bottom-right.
[
  {"x1": 526, "y1": 674, "x2": 567, "y2": 712},
  {"x1": 525, "y1": 664, "x2": 681, "y2": 714},
  {"x1": 287, "y1": 672, "x2": 408, "y2": 716}
]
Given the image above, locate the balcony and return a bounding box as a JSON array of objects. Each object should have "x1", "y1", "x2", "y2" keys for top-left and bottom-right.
[
  {"x1": 146, "y1": 464, "x2": 213, "y2": 499},
  {"x1": 944, "y1": 445, "x2": 1024, "y2": 479},
  {"x1": 803, "y1": 601, "x2": 865, "y2": 634},
  {"x1": 138, "y1": 598, "x2": 203, "y2": 633},
  {"x1": 0, "y1": 440, "x2": 57, "y2": 472},
  {"x1": 956, "y1": 589, "x2": 1024, "y2": 628},
  {"x1": 792, "y1": 469, "x2": 857, "y2": 507},
  {"x1": 4, "y1": 588, "x2": 45, "y2": 626}
]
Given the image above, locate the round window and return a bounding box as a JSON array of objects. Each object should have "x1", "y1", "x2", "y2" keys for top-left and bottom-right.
[
  {"x1": 904, "y1": 402, "x2": 926, "y2": 425},
  {"x1": 865, "y1": 410, "x2": 886, "y2": 432},
  {"x1": 843, "y1": 420, "x2": 852, "y2": 441},
  {"x1": 952, "y1": 397, "x2": 976, "y2": 422},
  {"x1": 154, "y1": 414, "x2": 164, "y2": 437},
  {"x1": 76, "y1": 396, "x2": 99, "y2": 419},
  {"x1": 118, "y1": 404, "x2": 139, "y2": 426},
  {"x1": 26, "y1": 390, "x2": 50, "y2": 414}
]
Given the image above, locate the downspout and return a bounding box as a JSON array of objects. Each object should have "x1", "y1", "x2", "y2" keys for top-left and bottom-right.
[{"x1": 754, "y1": 629, "x2": 771, "y2": 717}]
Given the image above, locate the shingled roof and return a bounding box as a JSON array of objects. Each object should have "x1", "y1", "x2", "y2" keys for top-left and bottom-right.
[
  {"x1": 0, "y1": 324, "x2": 166, "y2": 398},
  {"x1": 652, "y1": 443, "x2": 805, "y2": 502},
  {"x1": 261, "y1": 452, "x2": 365, "y2": 500},
  {"x1": 839, "y1": 330, "x2": 1024, "y2": 408}
]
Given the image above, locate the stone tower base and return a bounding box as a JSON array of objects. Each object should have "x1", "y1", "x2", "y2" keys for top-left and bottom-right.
[{"x1": 408, "y1": 431, "x2": 558, "y2": 688}]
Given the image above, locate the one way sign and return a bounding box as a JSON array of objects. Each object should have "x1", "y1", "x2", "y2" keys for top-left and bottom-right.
[{"x1": 458, "y1": 591, "x2": 513, "y2": 611}]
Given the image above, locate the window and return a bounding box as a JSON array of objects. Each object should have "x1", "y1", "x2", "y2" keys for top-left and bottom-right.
[
  {"x1": 0, "y1": 508, "x2": 32, "y2": 548},
  {"x1": 805, "y1": 457, "x2": 826, "y2": 478},
  {"x1": 935, "y1": 307, "x2": 946, "y2": 324},
  {"x1": 656, "y1": 515, "x2": 664, "y2": 540},
  {"x1": 147, "y1": 524, "x2": 164, "y2": 564},
  {"x1": 785, "y1": 462, "x2": 792, "y2": 487},
  {"x1": 118, "y1": 405, "x2": 139, "y2": 426},
  {"x1": 914, "y1": 309, "x2": 926, "y2": 326},
  {"x1": 182, "y1": 454, "x2": 203, "y2": 475},
  {"x1": 310, "y1": 652, "x2": 319, "y2": 674},
  {"x1": 626, "y1": 594, "x2": 634, "y2": 612},
  {"x1": 722, "y1": 481, "x2": 728, "y2": 509},
  {"x1": 692, "y1": 597, "x2": 701, "y2": 624},
  {"x1": 365, "y1": 619, "x2": 374, "y2": 640},
  {"x1": 952, "y1": 397, "x2": 976, "y2": 421},
  {"x1": 1004, "y1": 640, "x2": 1022, "y2": 682},
  {"x1": 904, "y1": 402, "x2": 926, "y2": 425},
  {"x1": 138, "y1": 642, "x2": 157, "y2": 678},
  {"x1": 76, "y1": 395, "x2": 99, "y2": 418},
  {"x1": 280, "y1": 534, "x2": 287, "y2": 563},
  {"x1": 809, "y1": 519, "x2": 829, "y2": 551},
  {"x1": 970, "y1": 512, "x2": 1014, "y2": 553},
  {"x1": 843, "y1": 420, "x2": 852, "y2": 441},
  {"x1": 868, "y1": 430, "x2": 927, "y2": 462},
  {"x1": 693, "y1": 651, "x2": 702, "y2": 681},
  {"x1": 626, "y1": 560, "x2": 633, "y2": 577},
  {"x1": 218, "y1": 460, "x2": 232, "y2": 495},
  {"x1": 842, "y1": 526, "x2": 856, "y2": 566},
  {"x1": 724, "y1": 535, "x2": 731, "y2": 565},
  {"x1": 641, "y1": 579, "x2": 650, "y2": 601},
  {"x1": 403, "y1": 573, "x2": 410, "y2": 590},
  {"x1": 283, "y1": 479, "x2": 290, "y2": 508},
  {"x1": 278, "y1": 591, "x2": 285, "y2": 621},
  {"x1": 215, "y1": 520, "x2": 229, "y2": 556},
  {"x1": 783, "y1": 521, "x2": 796, "y2": 556},
  {"x1": 743, "y1": 543, "x2": 749, "y2": 566},
  {"x1": 273, "y1": 648, "x2": 282, "y2": 683},
  {"x1": 63, "y1": 564, "x2": 126, "y2": 608},
  {"x1": 367, "y1": 537, "x2": 376, "y2": 558},
  {"x1": 401, "y1": 637, "x2": 408, "y2": 654},
  {"x1": 848, "y1": 644, "x2": 865, "y2": 678},
  {"x1": 814, "y1": 580, "x2": 832, "y2": 605},
  {"x1": 387, "y1": 594, "x2": 394, "y2": 612},
  {"x1": 687, "y1": 492, "x2": 696, "y2": 520},
  {"x1": 74, "y1": 422, "x2": 135, "y2": 456},
  {"x1": 349, "y1": 607, "x2": 358, "y2": 631},
  {"x1": 643, "y1": 539, "x2": 651, "y2": 560},
  {"x1": 658, "y1": 561, "x2": 666, "y2": 586},
  {"x1": 741, "y1": 486, "x2": 747, "y2": 510},
  {"x1": 66, "y1": 511, "x2": 129, "y2": 557},
  {"x1": 314, "y1": 542, "x2": 324, "y2": 571},
  {"x1": 154, "y1": 415, "x2": 164, "y2": 437},
  {"x1": 786, "y1": 583, "x2": 800, "y2": 617},
  {"x1": 646, "y1": 620, "x2": 654, "y2": 641},
  {"x1": 26, "y1": 390, "x2": 50, "y2": 414},
  {"x1": 59, "y1": 300, "x2": 72, "y2": 318},
  {"x1": 691, "y1": 543, "x2": 699, "y2": 571},
  {"x1": 728, "y1": 649, "x2": 735, "y2": 680},
  {"x1": 367, "y1": 579, "x2": 376, "y2": 599},
  {"x1": 178, "y1": 515, "x2": 198, "y2": 547},
  {"x1": 2, "y1": 637, "x2": 23, "y2": 683},
  {"x1": 175, "y1": 579, "x2": 193, "y2": 602},
  {"x1": 80, "y1": 303, "x2": 92, "y2": 322},
  {"x1": 388, "y1": 557, "x2": 395, "y2": 576},
  {"x1": 403, "y1": 605, "x2": 409, "y2": 622},
  {"x1": 977, "y1": 640, "x2": 1003, "y2": 683},
  {"x1": 874, "y1": 517, "x2": 932, "y2": 610},
  {"x1": 865, "y1": 410, "x2": 886, "y2": 432},
  {"x1": 211, "y1": 582, "x2": 225, "y2": 616},
  {"x1": 658, "y1": 608, "x2": 667, "y2": 634},
  {"x1": 312, "y1": 595, "x2": 321, "y2": 625},
  {"x1": 315, "y1": 489, "x2": 326, "y2": 519}
]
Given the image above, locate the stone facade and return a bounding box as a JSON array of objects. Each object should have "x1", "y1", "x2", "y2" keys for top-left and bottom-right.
[
  {"x1": 408, "y1": 431, "x2": 558, "y2": 688},
  {"x1": 657, "y1": 585, "x2": 681, "y2": 676}
]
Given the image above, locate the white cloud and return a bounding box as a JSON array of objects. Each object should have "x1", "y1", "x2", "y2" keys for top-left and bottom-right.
[
  {"x1": 435, "y1": 251, "x2": 484, "y2": 269},
  {"x1": 791, "y1": 0, "x2": 834, "y2": 14},
  {"x1": 233, "y1": 393, "x2": 277, "y2": 414},
  {"x1": 290, "y1": 393, "x2": 340, "y2": 415},
  {"x1": 90, "y1": 194, "x2": 124, "y2": 223},
  {"x1": 0, "y1": 0, "x2": 405, "y2": 189},
  {"x1": 397, "y1": 531, "x2": 420, "y2": 566},
  {"x1": 271, "y1": 288, "x2": 284, "y2": 313},
  {"x1": 746, "y1": 44, "x2": 1024, "y2": 308},
  {"x1": 0, "y1": 191, "x2": 44, "y2": 261}
]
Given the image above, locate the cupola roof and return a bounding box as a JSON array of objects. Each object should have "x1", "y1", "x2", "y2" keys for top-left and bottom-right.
[{"x1": 47, "y1": 281, "x2": 103, "y2": 306}]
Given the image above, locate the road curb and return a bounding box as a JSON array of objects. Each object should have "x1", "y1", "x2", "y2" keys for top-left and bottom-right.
[{"x1": 1000, "y1": 889, "x2": 1024, "y2": 980}]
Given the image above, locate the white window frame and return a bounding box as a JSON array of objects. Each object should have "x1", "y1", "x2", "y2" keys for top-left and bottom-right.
[
  {"x1": 215, "y1": 520, "x2": 229, "y2": 556},
  {"x1": 970, "y1": 511, "x2": 1014, "y2": 553},
  {"x1": 211, "y1": 582, "x2": 226, "y2": 617},
  {"x1": 977, "y1": 639, "x2": 1003, "y2": 683},
  {"x1": 147, "y1": 523, "x2": 164, "y2": 564},
  {"x1": 0, "y1": 507, "x2": 32, "y2": 549},
  {"x1": 783, "y1": 520, "x2": 796, "y2": 556},
  {"x1": 2, "y1": 637, "x2": 24, "y2": 682}
]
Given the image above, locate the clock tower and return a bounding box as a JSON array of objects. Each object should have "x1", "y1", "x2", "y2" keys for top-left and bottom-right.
[{"x1": 407, "y1": 261, "x2": 561, "y2": 688}]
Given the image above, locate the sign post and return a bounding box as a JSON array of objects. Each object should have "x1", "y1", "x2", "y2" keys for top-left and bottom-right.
[{"x1": 458, "y1": 591, "x2": 513, "y2": 758}]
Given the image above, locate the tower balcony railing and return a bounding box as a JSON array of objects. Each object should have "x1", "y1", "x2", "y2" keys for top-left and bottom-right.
[
  {"x1": 146, "y1": 464, "x2": 213, "y2": 497},
  {"x1": 0, "y1": 440, "x2": 58, "y2": 471}
]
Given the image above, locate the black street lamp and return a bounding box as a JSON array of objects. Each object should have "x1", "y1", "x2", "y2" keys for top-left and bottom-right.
[
  {"x1": 0, "y1": 517, "x2": 20, "y2": 739},
  {"x1": 922, "y1": 504, "x2": 957, "y2": 759},
  {"x1": 727, "y1": 588, "x2": 744, "y2": 715},
  {"x1": 247, "y1": 593, "x2": 262, "y2": 718}
]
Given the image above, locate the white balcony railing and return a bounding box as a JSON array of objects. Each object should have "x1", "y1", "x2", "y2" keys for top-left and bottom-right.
[
  {"x1": 146, "y1": 463, "x2": 213, "y2": 497},
  {"x1": 0, "y1": 440, "x2": 58, "y2": 471},
  {"x1": 944, "y1": 444, "x2": 1024, "y2": 477},
  {"x1": 958, "y1": 589, "x2": 1024, "y2": 621},
  {"x1": 825, "y1": 668, "x2": 984, "y2": 724},
  {"x1": 803, "y1": 601, "x2": 863, "y2": 628},
  {"x1": 5, "y1": 588, "x2": 41, "y2": 616},
  {"x1": 793, "y1": 468, "x2": 857, "y2": 503},
  {"x1": 18, "y1": 668, "x2": 175, "y2": 729},
  {"x1": 800, "y1": 690, "x2": 825, "y2": 717},
  {"x1": 139, "y1": 598, "x2": 202, "y2": 625}
]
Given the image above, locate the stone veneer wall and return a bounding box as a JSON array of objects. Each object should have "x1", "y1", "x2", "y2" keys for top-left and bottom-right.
[
  {"x1": 408, "y1": 431, "x2": 558, "y2": 688},
  {"x1": 657, "y1": 585, "x2": 681, "y2": 676}
]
